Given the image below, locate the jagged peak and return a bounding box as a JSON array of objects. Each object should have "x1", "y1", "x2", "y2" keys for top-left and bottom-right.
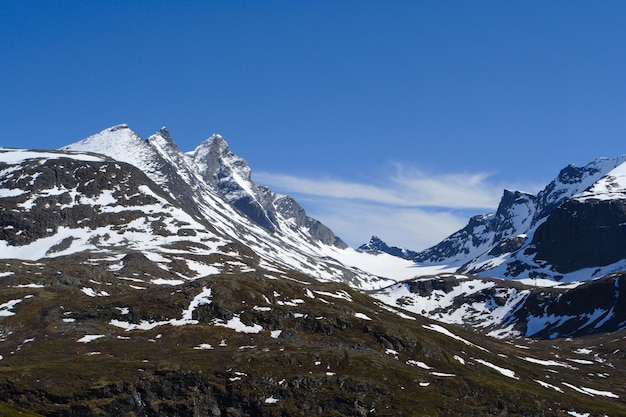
[
  {"x1": 358, "y1": 235, "x2": 417, "y2": 260},
  {"x1": 195, "y1": 133, "x2": 226, "y2": 147},
  {"x1": 495, "y1": 189, "x2": 535, "y2": 216},
  {"x1": 186, "y1": 134, "x2": 231, "y2": 163},
  {"x1": 148, "y1": 126, "x2": 177, "y2": 148},
  {"x1": 158, "y1": 126, "x2": 171, "y2": 138},
  {"x1": 203, "y1": 134, "x2": 229, "y2": 154},
  {"x1": 358, "y1": 236, "x2": 384, "y2": 250},
  {"x1": 368, "y1": 236, "x2": 386, "y2": 246},
  {"x1": 554, "y1": 155, "x2": 626, "y2": 185},
  {"x1": 189, "y1": 133, "x2": 251, "y2": 179}
]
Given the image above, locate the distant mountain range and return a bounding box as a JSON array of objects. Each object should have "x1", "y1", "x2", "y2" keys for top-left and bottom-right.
[{"x1": 1, "y1": 125, "x2": 625, "y2": 416}]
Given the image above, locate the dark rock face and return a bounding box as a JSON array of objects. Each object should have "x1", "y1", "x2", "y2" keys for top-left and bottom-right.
[
  {"x1": 533, "y1": 199, "x2": 626, "y2": 273},
  {"x1": 404, "y1": 276, "x2": 460, "y2": 296},
  {"x1": 231, "y1": 194, "x2": 278, "y2": 233},
  {"x1": 488, "y1": 235, "x2": 527, "y2": 257},
  {"x1": 376, "y1": 273, "x2": 626, "y2": 339}
]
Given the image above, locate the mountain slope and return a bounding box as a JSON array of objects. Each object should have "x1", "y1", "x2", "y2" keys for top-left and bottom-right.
[
  {"x1": 0, "y1": 148, "x2": 226, "y2": 261},
  {"x1": 371, "y1": 272, "x2": 626, "y2": 339}
]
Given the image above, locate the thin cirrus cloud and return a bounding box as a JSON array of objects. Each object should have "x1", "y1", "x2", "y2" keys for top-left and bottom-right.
[
  {"x1": 255, "y1": 165, "x2": 503, "y2": 209},
  {"x1": 253, "y1": 163, "x2": 525, "y2": 250}
]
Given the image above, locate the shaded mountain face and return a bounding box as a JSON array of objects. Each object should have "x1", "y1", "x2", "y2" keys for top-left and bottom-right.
[{"x1": 412, "y1": 156, "x2": 626, "y2": 281}]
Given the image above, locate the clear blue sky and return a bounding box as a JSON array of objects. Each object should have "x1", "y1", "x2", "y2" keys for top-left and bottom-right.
[{"x1": 1, "y1": 1, "x2": 625, "y2": 249}]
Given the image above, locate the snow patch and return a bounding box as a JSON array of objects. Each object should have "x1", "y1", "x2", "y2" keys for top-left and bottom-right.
[
  {"x1": 77, "y1": 335, "x2": 105, "y2": 343},
  {"x1": 474, "y1": 358, "x2": 518, "y2": 379}
]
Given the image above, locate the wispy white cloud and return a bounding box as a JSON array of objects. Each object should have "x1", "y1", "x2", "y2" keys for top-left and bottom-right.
[
  {"x1": 254, "y1": 163, "x2": 541, "y2": 250},
  {"x1": 255, "y1": 165, "x2": 502, "y2": 209}
]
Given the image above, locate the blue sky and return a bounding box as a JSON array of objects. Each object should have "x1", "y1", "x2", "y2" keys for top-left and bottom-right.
[{"x1": 1, "y1": 1, "x2": 625, "y2": 249}]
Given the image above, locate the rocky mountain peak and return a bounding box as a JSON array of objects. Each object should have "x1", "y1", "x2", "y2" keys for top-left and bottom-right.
[
  {"x1": 146, "y1": 127, "x2": 186, "y2": 161},
  {"x1": 156, "y1": 126, "x2": 173, "y2": 140},
  {"x1": 188, "y1": 134, "x2": 251, "y2": 186},
  {"x1": 358, "y1": 236, "x2": 417, "y2": 260},
  {"x1": 358, "y1": 236, "x2": 390, "y2": 253}
]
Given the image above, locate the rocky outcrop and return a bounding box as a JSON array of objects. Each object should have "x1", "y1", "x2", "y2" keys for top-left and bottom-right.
[
  {"x1": 511, "y1": 274, "x2": 626, "y2": 338},
  {"x1": 373, "y1": 273, "x2": 626, "y2": 339}
]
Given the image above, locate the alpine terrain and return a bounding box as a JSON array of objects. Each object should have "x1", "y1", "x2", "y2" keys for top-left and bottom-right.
[{"x1": 0, "y1": 124, "x2": 625, "y2": 416}]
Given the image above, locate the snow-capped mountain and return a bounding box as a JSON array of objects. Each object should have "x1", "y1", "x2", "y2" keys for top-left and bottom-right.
[
  {"x1": 364, "y1": 156, "x2": 626, "y2": 340},
  {"x1": 413, "y1": 155, "x2": 626, "y2": 281},
  {"x1": 52, "y1": 125, "x2": 415, "y2": 288}
]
